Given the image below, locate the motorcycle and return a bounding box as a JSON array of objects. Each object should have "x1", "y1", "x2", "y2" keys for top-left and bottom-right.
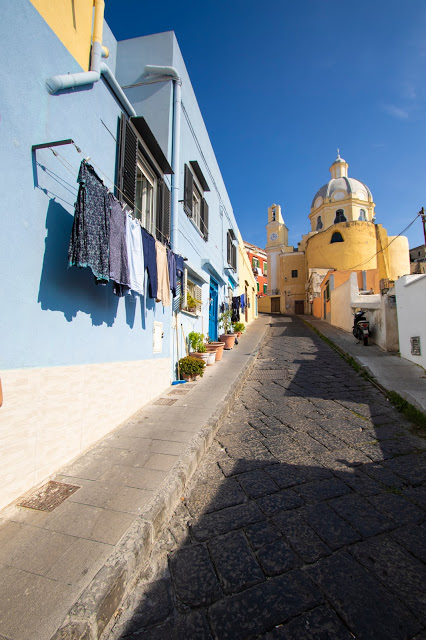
[{"x1": 353, "y1": 310, "x2": 370, "y2": 346}]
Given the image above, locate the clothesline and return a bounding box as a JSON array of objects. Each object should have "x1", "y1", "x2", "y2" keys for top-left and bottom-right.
[{"x1": 49, "y1": 144, "x2": 169, "y2": 243}]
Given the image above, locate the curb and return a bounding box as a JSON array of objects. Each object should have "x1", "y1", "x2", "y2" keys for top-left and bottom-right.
[{"x1": 51, "y1": 323, "x2": 269, "y2": 640}]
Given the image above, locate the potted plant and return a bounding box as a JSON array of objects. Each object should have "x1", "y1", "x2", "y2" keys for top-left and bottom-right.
[
  {"x1": 218, "y1": 311, "x2": 235, "y2": 350},
  {"x1": 178, "y1": 356, "x2": 205, "y2": 381},
  {"x1": 188, "y1": 332, "x2": 210, "y2": 364},
  {"x1": 186, "y1": 293, "x2": 197, "y2": 313},
  {"x1": 232, "y1": 322, "x2": 245, "y2": 338},
  {"x1": 205, "y1": 337, "x2": 225, "y2": 362}
]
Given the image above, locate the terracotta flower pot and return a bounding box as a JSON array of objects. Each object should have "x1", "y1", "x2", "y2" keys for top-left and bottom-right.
[
  {"x1": 206, "y1": 342, "x2": 225, "y2": 361},
  {"x1": 237, "y1": 331, "x2": 242, "y2": 338},
  {"x1": 190, "y1": 352, "x2": 210, "y2": 364},
  {"x1": 219, "y1": 334, "x2": 236, "y2": 350},
  {"x1": 180, "y1": 373, "x2": 199, "y2": 382}
]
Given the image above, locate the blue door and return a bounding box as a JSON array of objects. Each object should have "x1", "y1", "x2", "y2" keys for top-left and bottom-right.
[{"x1": 209, "y1": 278, "x2": 219, "y2": 341}]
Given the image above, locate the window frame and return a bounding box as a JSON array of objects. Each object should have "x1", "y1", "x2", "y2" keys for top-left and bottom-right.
[
  {"x1": 291, "y1": 270, "x2": 298, "y2": 278},
  {"x1": 183, "y1": 163, "x2": 209, "y2": 241},
  {"x1": 334, "y1": 209, "x2": 347, "y2": 224},
  {"x1": 227, "y1": 230, "x2": 237, "y2": 270}
]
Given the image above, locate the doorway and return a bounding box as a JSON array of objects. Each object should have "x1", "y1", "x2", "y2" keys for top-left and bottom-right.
[
  {"x1": 294, "y1": 300, "x2": 304, "y2": 314},
  {"x1": 208, "y1": 278, "x2": 218, "y2": 341},
  {"x1": 271, "y1": 297, "x2": 280, "y2": 313}
]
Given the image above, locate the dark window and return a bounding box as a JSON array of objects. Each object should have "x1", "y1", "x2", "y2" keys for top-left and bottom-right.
[
  {"x1": 117, "y1": 114, "x2": 171, "y2": 243},
  {"x1": 331, "y1": 232, "x2": 344, "y2": 243},
  {"x1": 359, "y1": 209, "x2": 366, "y2": 221},
  {"x1": 325, "y1": 282, "x2": 330, "y2": 301},
  {"x1": 184, "y1": 163, "x2": 209, "y2": 241},
  {"x1": 227, "y1": 230, "x2": 237, "y2": 270},
  {"x1": 263, "y1": 284, "x2": 267, "y2": 294},
  {"x1": 334, "y1": 209, "x2": 347, "y2": 223},
  {"x1": 291, "y1": 270, "x2": 298, "y2": 278},
  {"x1": 257, "y1": 282, "x2": 259, "y2": 292},
  {"x1": 316, "y1": 216, "x2": 323, "y2": 230}
]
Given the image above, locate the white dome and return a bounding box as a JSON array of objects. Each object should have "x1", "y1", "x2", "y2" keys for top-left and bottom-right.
[{"x1": 311, "y1": 177, "x2": 372, "y2": 208}]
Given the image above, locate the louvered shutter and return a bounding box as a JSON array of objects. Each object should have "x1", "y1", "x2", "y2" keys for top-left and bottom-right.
[
  {"x1": 194, "y1": 285, "x2": 202, "y2": 314},
  {"x1": 118, "y1": 114, "x2": 137, "y2": 209},
  {"x1": 227, "y1": 232, "x2": 231, "y2": 265},
  {"x1": 156, "y1": 178, "x2": 164, "y2": 241},
  {"x1": 184, "y1": 164, "x2": 193, "y2": 216},
  {"x1": 201, "y1": 198, "x2": 209, "y2": 241},
  {"x1": 173, "y1": 277, "x2": 181, "y2": 313},
  {"x1": 162, "y1": 183, "x2": 171, "y2": 242},
  {"x1": 182, "y1": 268, "x2": 188, "y2": 310},
  {"x1": 232, "y1": 244, "x2": 237, "y2": 270}
]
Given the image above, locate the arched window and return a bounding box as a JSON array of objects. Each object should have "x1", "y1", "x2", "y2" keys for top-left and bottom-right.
[
  {"x1": 359, "y1": 209, "x2": 366, "y2": 221},
  {"x1": 334, "y1": 209, "x2": 346, "y2": 223},
  {"x1": 330, "y1": 232, "x2": 344, "y2": 243},
  {"x1": 316, "y1": 216, "x2": 323, "y2": 230}
]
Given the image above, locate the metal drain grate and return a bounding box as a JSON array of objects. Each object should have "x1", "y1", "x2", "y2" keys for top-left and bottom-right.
[
  {"x1": 251, "y1": 369, "x2": 289, "y2": 380},
  {"x1": 168, "y1": 387, "x2": 191, "y2": 395},
  {"x1": 18, "y1": 481, "x2": 81, "y2": 512},
  {"x1": 154, "y1": 398, "x2": 178, "y2": 406}
]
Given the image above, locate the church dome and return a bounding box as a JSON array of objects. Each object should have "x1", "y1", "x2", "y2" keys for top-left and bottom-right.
[{"x1": 311, "y1": 153, "x2": 373, "y2": 209}]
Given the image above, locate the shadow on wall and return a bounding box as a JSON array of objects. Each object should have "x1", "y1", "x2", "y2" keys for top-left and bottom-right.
[{"x1": 38, "y1": 199, "x2": 119, "y2": 326}]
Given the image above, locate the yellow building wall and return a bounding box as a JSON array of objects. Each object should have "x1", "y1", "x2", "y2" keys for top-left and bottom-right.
[
  {"x1": 312, "y1": 297, "x2": 322, "y2": 318},
  {"x1": 278, "y1": 253, "x2": 306, "y2": 313},
  {"x1": 309, "y1": 199, "x2": 374, "y2": 233},
  {"x1": 387, "y1": 236, "x2": 410, "y2": 280},
  {"x1": 237, "y1": 232, "x2": 258, "y2": 325},
  {"x1": 258, "y1": 296, "x2": 272, "y2": 313},
  {"x1": 306, "y1": 222, "x2": 378, "y2": 272},
  {"x1": 29, "y1": 0, "x2": 94, "y2": 70}
]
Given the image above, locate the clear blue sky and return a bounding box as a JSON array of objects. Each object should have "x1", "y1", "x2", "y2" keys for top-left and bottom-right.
[{"x1": 105, "y1": 0, "x2": 426, "y2": 251}]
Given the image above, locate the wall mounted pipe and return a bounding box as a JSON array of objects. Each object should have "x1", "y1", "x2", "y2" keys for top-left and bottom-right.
[
  {"x1": 45, "y1": 0, "x2": 135, "y2": 117},
  {"x1": 144, "y1": 65, "x2": 182, "y2": 253}
]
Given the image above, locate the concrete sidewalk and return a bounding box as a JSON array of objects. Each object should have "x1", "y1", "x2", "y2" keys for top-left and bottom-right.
[
  {"x1": 0, "y1": 316, "x2": 270, "y2": 640},
  {"x1": 302, "y1": 316, "x2": 426, "y2": 414}
]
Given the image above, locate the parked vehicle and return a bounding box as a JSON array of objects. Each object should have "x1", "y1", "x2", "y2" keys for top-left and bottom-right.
[{"x1": 353, "y1": 310, "x2": 370, "y2": 346}]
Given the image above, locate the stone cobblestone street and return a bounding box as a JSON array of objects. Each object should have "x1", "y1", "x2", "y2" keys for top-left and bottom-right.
[{"x1": 108, "y1": 316, "x2": 426, "y2": 640}]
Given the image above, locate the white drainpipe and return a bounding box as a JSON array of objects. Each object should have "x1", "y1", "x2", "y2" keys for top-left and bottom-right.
[
  {"x1": 144, "y1": 65, "x2": 182, "y2": 253},
  {"x1": 45, "y1": 0, "x2": 135, "y2": 118}
]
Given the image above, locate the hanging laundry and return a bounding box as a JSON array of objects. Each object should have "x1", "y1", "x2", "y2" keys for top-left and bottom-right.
[
  {"x1": 109, "y1": 194, "x2": 130, "y2": 296},
  {"x1": 167, "y1": 248, "x2": 177, "y2": 297},
  {"x1": 231, "y1": 296, "x2": 241, "y2": 323},
  {"x1": 240, "y1": 293, "x2": 245, "y2": 309},
  {"x1": 175, "y1": 255, "x2": 184, "y2": 279},
  {"x1": 126, "y1": 213, "x2": 145, "y2": 295},
  {"x1": 141, "y1": 228, "x2": 157, "y2": 298},
  {"x1": 68, "y1": 160, "x2": 110, "y2": 283},
  {"x1": 155, "y1": 240, "x2": 171, "y2": 306}
]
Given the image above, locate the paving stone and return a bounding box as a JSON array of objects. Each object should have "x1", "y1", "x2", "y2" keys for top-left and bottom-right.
[
  {"x1": 329, "y1": 493, "x2": 393, "y2": 538},
  {"x1": 208, "y1": 570, "x2": 323, "y2": 640},
  {"x1": 256, "y1": 488, "x2": 304, "y2": 516},
  {"x1": 119, "y1": 579, "x2": 173, "y2": 634},
  {"x1": 384, "y1": 453, "x2": 426, "y2": 486},
  {"x1": 294, "y1": 477, "x2": 351, "y2": 503},
  {"x1": 390, "y1": 522, "x2": 426, "y2": 563},
  {"x1": 256, "y1": 537, "x2": 301, "y2": 576},
  {"x1": 237, "y1": 469, "x2": 279, "y2": 498},
  {"x1": 176, "y1": 611, "x2": 213, "y2": 639},
  {"x1": 190, "y1": 501, "x2": 265, "y2": 542},
  {"x1": 367, "y1": 493, "x2": 425, "y2": 527},
  {"x1": 301, "y1": 502, "x2": 361, "y2": 550},
  {"x1": 402, "y1": 485, "x2": 426, "y2": 510},
  {"x1": 335, "y1": 468, "x2": 383, "y2": 496},
  {"x1": 262, "y1": 604, "x2": 354, "y2": 639},
  {"x1": 208, "y1": 530, "x2": 264, "y2": 593},
  {"x1": 120, "y1": 619, "x2": 175, "y2": 639},
  {"x1": 307, "y1": 551, "x2": 421, "y2": 640},
  {"x1": 361, "y1": 462, "x2": 405, "y2": 487},
  {"x1": 244, "y1": 520, "x2": 282, "y2": 551},
  {"x1": 273, "y1": 510, "x2": 331, "y2": 563},
  {"x1": 185, "y1": 476, "x2": 246, "y2": 518},
  {"x1": 169, "y1": 544, "x2": 221, "y2": 607},
  {"x1": 350, "y1": 534, "x2": 426, "y2": 624}
]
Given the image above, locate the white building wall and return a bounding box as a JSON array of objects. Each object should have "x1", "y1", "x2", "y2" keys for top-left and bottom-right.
[{"x1": 395, "y1": 274, "x2": 426, "y2": 369}]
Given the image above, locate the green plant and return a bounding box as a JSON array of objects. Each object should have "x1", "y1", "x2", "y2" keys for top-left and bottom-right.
[
  {"x1": 186, "y1": 293, "x2": 197, "y2": 310},
  {"x1": 219, "y1": 310, "x2": 232, "y2": 334},
  {"x1": 188, "y1": 331, "x2": 205, "y2": 353},
  {"x1": 178, "y1": 356, "x2": 206, "y2": 378},
  {"x1": 232, "y1": 322, "x2": 245, "y2": 333}
]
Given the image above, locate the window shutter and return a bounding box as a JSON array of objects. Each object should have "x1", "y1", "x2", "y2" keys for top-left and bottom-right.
[
  {"x1": 173, "y1": 276, "x2": 181, "y2": 313},
  {"x1": 156, "y1": 177, "x2": 164, "y2": 241},
  {"x1": 184, "y1": 164, "x2": 193, "y2": 216},
  {"x1": 118, "y1": 114, "x2": 137, "y2": 209},
  {"x1": 232, "y1": 244, "x2": 237, "y2": 270},
  {"x1": 182, "y1": 268, "x2": 188, "y2": 310},
  {"x1": 194, "y1": 285, "x2": 202, "y2": 314},
  {"x1": 227, "y1": 232, "x2": 231, "y2": 265},
  {"x1": 162, "y1": 182, "x2": 171, "y2": 242},
  {"x1": 201, "y1": 198, "x2": 209, "y2": 241}
]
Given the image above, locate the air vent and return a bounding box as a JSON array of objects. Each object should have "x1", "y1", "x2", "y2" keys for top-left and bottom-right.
[{"x1": 410, "y1": 336, "x2": 421, "y2": 356}]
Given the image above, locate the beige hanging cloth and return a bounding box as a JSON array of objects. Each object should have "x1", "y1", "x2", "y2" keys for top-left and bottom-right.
[{"x1": 155, "y1": 240, "x2": 171, "y2": 307}]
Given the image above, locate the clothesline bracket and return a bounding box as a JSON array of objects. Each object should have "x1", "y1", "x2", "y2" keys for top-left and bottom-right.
[{"x1": 31, "y1": 139, "x2": 81, "y2": 152}]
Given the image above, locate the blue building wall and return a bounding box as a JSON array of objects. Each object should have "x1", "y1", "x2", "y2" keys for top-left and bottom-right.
[{"x1": 0, "y1": 0, "x2": 171, "y2": 370}]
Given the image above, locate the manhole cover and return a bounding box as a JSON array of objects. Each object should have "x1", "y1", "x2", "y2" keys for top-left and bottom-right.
[
  {"x1": 251, "y1": 369, "x2": 289, "y2": 380},
  {"x1": 18, "y1": 481, "x2": 80, "y2": 512},
  {"x1": 154, "y1": 398, "x2": 178, "y2": 406},
  {"x1": 168, "y1": 387, "x2": 191, "y2": 395}
]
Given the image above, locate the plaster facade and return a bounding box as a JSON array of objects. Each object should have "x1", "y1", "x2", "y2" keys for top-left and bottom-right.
[
  {"x1": 395, "y1": 274, "x2": 426, "y2": 370},
  {"x1": 0, "y1": 3, "x2": 240, "y2": 508},
  {"x1": 237, "y1": 233, "x2": 258, "y2": 326}
]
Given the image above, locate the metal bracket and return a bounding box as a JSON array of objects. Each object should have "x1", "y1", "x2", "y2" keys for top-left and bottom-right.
[{"x1": 32, "y1": 139, "x2": 76, "y2": 152}]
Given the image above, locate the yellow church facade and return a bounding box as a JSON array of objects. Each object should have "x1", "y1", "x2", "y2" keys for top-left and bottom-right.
[{"x1": 259, "y1": 153, "x2": 410, "y2": 316}]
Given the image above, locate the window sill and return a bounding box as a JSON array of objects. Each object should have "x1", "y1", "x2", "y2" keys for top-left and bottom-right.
[
  {"x1": 187, "y1": 216, "x2": 207, "y2": 241},
  {"x1": 181, "y1": 309, "x2": 200, "y2": 318}
]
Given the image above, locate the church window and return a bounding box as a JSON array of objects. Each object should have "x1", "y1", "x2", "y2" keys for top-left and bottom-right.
[
  {"x1": 330, "y1": 232, "x2": 344, "y2": 243},
  {"x1": 272, "y1": 208, "x2": 276, "y2": 221},
  {"x1": 334, "y1": 209, "x2": 347, "y2": 223},
  {"x1": 359, "y1": 209, "x2": 366, "y2": 221},
  {"x1": 316, "y1": 216, "x2": 323, "y2": 231}
]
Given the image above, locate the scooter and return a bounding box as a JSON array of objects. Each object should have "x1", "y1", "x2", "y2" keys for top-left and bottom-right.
[{"x1": 353, "y1": 310, "x2": 370, "y2": 346}]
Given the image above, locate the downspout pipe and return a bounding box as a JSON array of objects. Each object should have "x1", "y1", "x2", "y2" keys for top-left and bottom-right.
[
  {"x1": 45, "y1": 0, "x2": 135, "y2": 117},
  {"x1": 144, "y1": 65, "x2": 182, "y2": 253}
]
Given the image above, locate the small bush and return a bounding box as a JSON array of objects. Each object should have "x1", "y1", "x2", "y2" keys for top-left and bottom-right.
[{"x1": 179, "y1": 356, "x2": 206, "y2": 378}]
